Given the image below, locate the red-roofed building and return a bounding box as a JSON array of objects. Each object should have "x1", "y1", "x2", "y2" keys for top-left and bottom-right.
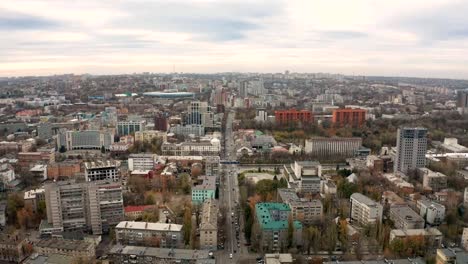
[{"x1": 124, "y1": 205, "x2": 156, "y2": 220}]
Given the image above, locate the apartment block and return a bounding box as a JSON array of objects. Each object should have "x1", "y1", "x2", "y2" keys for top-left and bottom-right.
[
  {"x1": 44, "y1": 180, "x2": 124, "y2": 235},
  {"x1": 255, "y1": 203, "x2": 302, "y2": 252},
  {"x1": 34, "y1": 238, "x2": 95, "y2": 260},
  {"x1": 390, "y1": 228, "x2": 442, "y2": 249},
  {"x1": 199, "y1": 199, "x2": 218, "y2": 250},
  {"x1": 350, "y1": 193, "x2": 383, "y2": 226},
  {"x1": 84, "y1": 160, "x2": 119, "y2": 182},
  {"x1": 274, "y1": 109, "x2": 313, "y2": 124},
  {"x1": 115, "y1": 221, "x2": 183, "y2": 248},
  {"x1": 278, "y1": 188, "x2": 323, "y2": 225},
  {"x1": 332, "y1": 108, "x2": 366, "y2": 127},
  {"x1": 0, "y1": 232, "x2": 29, "y2": 263},
  {"x1": 128, "y1": 154, "x2": 156, "y2": 171},
  {"x1": 419, "y1": 168, "x2": 448, "y2": 192},
  {"x1": 283, "y1": 161, "x2": 322, "y2": 194},
  {"x1": 389, "y1": 205, "x2": 425, "y2": 230}
]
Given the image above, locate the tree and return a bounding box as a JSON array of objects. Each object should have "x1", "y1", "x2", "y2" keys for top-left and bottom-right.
[
  {"x1": 178, "y1": 174, "x2": 191, "y2": 194},
  {"x1": 287, "y1": 214, "x2": 294, "y2": 248},
  {"x1": 59, "y1": 145, "x2": 66, "y2": 153},
  {"x1": 7, "y1": 193, "x2": 24, "y2": 225},
  {"x1": 101, "y1": 145, "x2": 106, "y2": 154},
  {"x1": 182, "y1": 204, "x2": 192, "y2": 245},
  {"x1": 145, "y1": 194, "x2": 155, "y2": 205}
]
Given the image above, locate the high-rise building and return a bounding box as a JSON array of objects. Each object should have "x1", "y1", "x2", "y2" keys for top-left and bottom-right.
[
  {"x1": 332, "y1": 108, "x2": 367, "y2": 127},
  {"x1": 44, "y1": 180, "x2": 124, "y2": 235},
  {"x1": 154, "y1": 113, "x2": 168, "y2": 132},
  {"x1": 394, "y1": 127, "x2": 427, "y2": 174},
  {"x1": 186, "y1": 101, "x2": 215, "y2": 128},
  {"x1": 117, "y1": 120, "x2": 145, "y2": 136},
  {"x1": 239, "y1": 81, "x2": 248, "y2": 98},
  {"x1": 457, "y1": 90, "x2": 468, "y2": 114},
  {"x1": 57, "y1": 130, "x2": 114, "y2": 151}
]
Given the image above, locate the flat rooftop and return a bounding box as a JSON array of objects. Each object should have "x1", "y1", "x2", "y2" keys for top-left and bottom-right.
[
  {"x1": 109, "y1": 245, "x2": 210, "y2": 260},
  {"x1": 116, "y1": 221, "x2": 183, "y2": 232}
]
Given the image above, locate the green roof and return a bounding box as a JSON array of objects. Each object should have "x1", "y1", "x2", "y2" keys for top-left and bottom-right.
[
  {"x1": 255, "y1": 130, "x2": 264, "y2": 136},
  {"x1": 255, "y1": 203, "x2": 302, "y2": 230}
]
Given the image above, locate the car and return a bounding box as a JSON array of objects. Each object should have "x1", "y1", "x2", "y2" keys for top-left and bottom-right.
[
  {"x1": 229, "y1": 253, "x2": 233, "y2": 259},
  {"x1": 163, "y1": 210, "x2": 169, "y2": 215}
]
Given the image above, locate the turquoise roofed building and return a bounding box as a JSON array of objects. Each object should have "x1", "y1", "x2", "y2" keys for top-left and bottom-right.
[{"x1": 255, "y1": 203, "x2": 303, "y2": 252}]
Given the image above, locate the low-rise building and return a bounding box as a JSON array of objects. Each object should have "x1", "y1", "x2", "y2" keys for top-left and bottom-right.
[
  {"x1": 47, "y1": 161, "x2": 81, "y2": 180},
  {"x1": 462, "y1": 228, "x2": 468, "y2": 251},
  {"x1": 278, "y1": 188, "x2": 323, "y2": 225},
  {"x1": 255, "y1": 202, "x2": 302, "y2": 252},
  {"x1": 115, "y1": 221, "x2": 183, "y2": 248},
  {"x1": 34, "y1": 238, "x2": 95, "y2": 260},
  {"x1": 128, "y1": 154, "x2": 156, "y2": 171},
  {"x1": 0, "y1": 232, "x2": 29, "y2": 263},
  {"x1": 24, "y1": 188, "x2": 45, "y2": 213},
  {"x1": 124, "y1": 205, "x2": 156, "y2": 220},
  {"x1": 84, "y1": 160, "x2": 119, "y2": 182},
  {"x1": 436, "y1": 248, "x2": 468, "y2": 264},
  {"x1": 192, "y1": 176, "x2": 216, "y2": 204},
  {"x1": 350, "y1": 193, "x2": 383, "y2": 226},
  {"x1": 161, "y1": 139, "x2": 221, "y2": 156},
  {"x1": 199, "y1": 199, "x2": 218, "y2": 250},
  {"x1": 109, "y1": 245, "x2": 212, "y2": 264},
  {"x1": 0, "y1": 201, "x2": 6, "y2": 227},
  {"x1": 304, "y1": 137, "x2": 362, "y2": 158},
  {"x1": 134, "y1": 130, "x2": 167, "y2": 143},
  {"x1": 417, "y1": 199, "x2": 445, "y2": 226},
  {"x1": 265, "y1": 253, "x2": 294, "y2": 264},
  {"x1": 389, "y1": 205, "x2": 425, "y2": 230},
  {"x1": 389, "y1": 228, "x2": 442, "y2": 249},
  {"x1": 419, "y1": 168, "x2": 448, "y2": 192}
]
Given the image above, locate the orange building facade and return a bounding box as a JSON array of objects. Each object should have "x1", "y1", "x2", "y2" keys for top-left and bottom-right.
[
  {"x1": 47, "y1": 161, "x2": 82, "y2": 180},
  {"x1": 274, "y1": 109, "x2": 314, "y2": 124},
  {"x1": 332, "y1": 108, "x2": 366, "y2": 127}
]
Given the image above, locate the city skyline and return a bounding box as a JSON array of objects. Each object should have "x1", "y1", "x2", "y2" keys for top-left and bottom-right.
[{"x1": 1, "y1": 0, "x2": 468, "y2": 79}]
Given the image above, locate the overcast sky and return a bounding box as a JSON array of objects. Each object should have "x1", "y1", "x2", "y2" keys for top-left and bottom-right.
[{"x1": 1, "y1": 0, "x2": 468, "y2": 78}]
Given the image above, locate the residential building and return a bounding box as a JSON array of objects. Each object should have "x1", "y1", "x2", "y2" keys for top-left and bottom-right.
[
  {"x1": 192, "y1": 176, "x2": 216, "y2": 203},
  {"x1": 18, "y1": 148, "x2": 55, "y2": 169},
  {"x1": 419, "y1": 168, "x2": 448, "y2": 192},
  {"x1": 199, "y1": 199, "x2": 218, "y2": 250},
  {"x1": 465, "y1": 187, "x2": 468, "y2": 206},
  {"x1": 0, "y1": 232, "x2": 29, "y2": 263},
  {"x1": 304, "y1": 137, "x2": 362, "y2": 158},
  {"x1": 161, "y1": 139, "x2": 221, "y2": 156},
  {"x1": 128, "y1": 154, "x2": 156, "y2": 171},
  {"x1": 57, "y1": 130, "x2": 114, "y2": 151},
  {"x1": 47, "y1": 161, "x2": 81, "y2": 180},
  {"x1": 0, "y1": 163, "x2": 15, "y2": 187},
  {"x1": 394, "y1": 127, "x2": 427, "y2": 174},
  {"x1": 332, "y1": 108, "x2": 367, "y2": 127},
  {"x1": 117, "y1": 120, "x2": 145, "y2": 136},
  {"x1": 24, "y1": 188, "x2": 45, "y2": 213},
  {"x1": 115, "y1": 221, "x2": 183, "y2": 248},
  {"x1": 350, "y1": 193, "x2": 383, "y2": 226},
  {"x1": 109, "y1": 245, "x2": 212, "y2": 263},
  {"x1": 34, "y1": 238, "x2": 95, "y2": 260},
  {"x1": 239, "y1": 80, "x2": 248, "y2": 98},
  {"x1": 44, "y1": 180, "x2": 124, "y2": 235},
  {"x1": 278, "y1": 188, "x2": 323, "y2": 224},
  {"x1": 84, "y1": 160, "x2": 119, "y2": 182},
  {"x1": 134, "y1": 130, "x2": 167, "y2": 143},
  {"x1": 255, "y1": 108, "x2": 268, "y2": 122},
  {"x1": 169, "y1": 124, "x2": 205, "y2": 137},
  {"x1": 324, "y1": 259, "x2": 425, "y2": 264},
  {"x1": 389, "y1": 228, "x2": 442, "y2": 249},
  {"x1": 389, "y1": 205, "x2": 425, "y2": 230},
  {"x1": 418, "y1": 199, "x2": 445, "y2": 226},
  {"x1": 274, "y1": 109, "x2": 313, "y2": 124},
  {"x1": 255, "y1": 203, "x2": 302, "y2": 252},
  {"x1": 101, "y1": 106, "x2": 118, "y2": 127}
]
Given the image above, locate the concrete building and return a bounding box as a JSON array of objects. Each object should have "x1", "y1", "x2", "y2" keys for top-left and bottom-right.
[
  {"x1": 115, "y1": 221, "x2": 183, "y2": 248},
  {"x1": 34, "y1": 238, "x2": 95, "y2": 260},
  {"x1": 84, "y1": 160, "x2": 119, "y2": 182},
  {"x1": 0, "y1": 232, "x2": 29, "y2": 263},
  {"x1": 134, "y1": 130, "x2": 167, "y2": 143},
  {"x1": 154, "y1": 113, "x2": 168, "y2": 132},
  {"x1": 457, "y1": 89, "x2": 468, "y2": 114},
  {"x1": 332, "y1": 108, "x2": 367, "y2": 127},
  {"x1": 199, "y1": 199, "x2": 218, "y2": 250},
  {"x1": 186, "y1": 101, "x2": 215, "y2": 128},
  {"x1": 418, "y1": 199, "x2": 445, "y2": 226},
  {"x1": 255, "y1": 108, "x2": 268, "y2": 122},
  {"x1": 109, "y1": 245, "x2": 212, "y2": 264},
  {"x1": 101, "y1": 106, "x2": 118, "y2": 127},
  {"x1": 462, "y1": 228, "x2": 468, "y2": 251},
  {"x1": 117, "y1": 120, "x2": 145, "y2": 136},
  {"x1": 255, "y1": 203, "x2": 302, "y2": 252},
  {"x1": 128, "y1": 154, "x2": 156, "y2": 171},
  {"x1": 436, "y1": 248, "x2": 468, "y2": 264},
  {"x1": 394, "y1": 127, "x2": 427, "y2": 174},
  {"x1": 57, "y1": 130, "x2": 114, "y2": 151},
  {"x1": 24, "y1": 188, "x2": 45, "y2": 213},
  {"x1": 390, "y1": 228, "x2": 442, "y2": 247},
  {"x1": 278, "y1": 188, "x2": 323, "y2": 224},
  {"x1": 274, "y1": 109, "x2": 313, "y2": 124},
  {"x1": 192, "y1": 176, "x2": 216, "y2": 204},
  {"x1": 47, "y1": 161, "x2": 81, "y2": 180},
  {"x1": 389, "y1": 205, "x2": 425, "y2": 230},
  {"x1": 419, "y1": 168, "x2": 448, "y2": 192},
  {"x1": 44, "y1": 180, "x2": 124, "y2": 235},
  {"x1": 350, "y1": 193, "x2": 383, "y2": 226},
  {"x1": 161, "y1": 139, "x2": 221, "y2": 156},
  {"x1": 283, "y1": 161, "x2": 322, "y2": 194},
  {"x1": 265, "y1": 253, "x2": 294, "y2": 264},
  {"x1": 440, "y1": 138, "x2": 468, "y2": 153},
  {"x1": 304, "y1": 137, "x2": 362, "y2": 158},
  {"x1": 18, "y1": 148, "x2": 55, "y2": 169},
  {"x1": 0, "y1": 201, "x2": 6, "y2": 227},
  {"x1": 169, "y1": 124, "x2": 205, "y2": 137}
]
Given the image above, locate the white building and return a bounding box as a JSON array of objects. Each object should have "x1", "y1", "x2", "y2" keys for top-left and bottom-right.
[
  {"x1": 283, "y1": 161, "x2": 322, "y2": 194},
  {"x1": 304, "y1": 137, "x2": 362, "y2": 157},
  {"x1": 350, "y1": 193, "x2": 383, "y2": 226},
  {"x1": 394, "y1": 127, "x2": 427, "y2": 174},
  {"x1": 419, "y1": 168, "x2": 448, "y2": 192},
  {"x1": 255, "y1": 108, "x2": 268, "y2": 122},
  {"x1": 84, "y1": 161, "x2": 120, "y2": 182},
  {"x1": 169, "y1": 124, "x2": 205, "y2": 137},
  {"x1": 57, "y1": 130, "x2": 114, "y2": 151},
  {"x1": 117, "y1": 120, "x2": 145, "y2": 136},
  {"x1": 128, "y1": 154, "x2": 156, "y2": 172},
  {"x1": 0, "y1": 163, "x2": 15, "y2": 186},
  {"x1": 115, "y1": 221, "x2": 183, "y2": 248},
  {"x1": 441, "y1": 138, "x2": 468, "y2": 153},
  {"x1": 161, "y1": 138, "x2": 221, "y2": 156},
  {"x1": 417, "y1": 199, "x2": 445, "y2": 226}
]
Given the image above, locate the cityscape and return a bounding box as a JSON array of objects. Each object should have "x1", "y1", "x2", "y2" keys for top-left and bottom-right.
[{"x1": 1, "y1": 1, "x2": 468, "y2": 264}]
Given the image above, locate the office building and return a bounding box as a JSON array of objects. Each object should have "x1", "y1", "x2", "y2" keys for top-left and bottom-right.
[
  {"x1": 274, "y1": 109, "x2": 313, "y2": 124},
  {"x1": 255, "y1": 108, "x2": 268, "y2": 122},
  {"x1": 44, "y1": 180, "x2": 124, "y2": 235},
  {"x1": 57, "y1": 130, "x2": 114, "y2": 151},
  {"x1": 192, "y1": 176, "x2": 216, "y2": 203},
  {"x1": 134, "y1": 130, "x2": 167, "y2": 143},
  {"x1": 18, "y1": 148, "x2": 55, "y2": 169},
  {"x1": 332, "y1": 108, "x2": 366, "y2": 127},
  {"x1": 394, "y1": 127, "x2": 427, "y2": 174},
  {"x1": 115, "y1": 221, "x2": 183, "y2": 248},
  {"x1": 457, "y1": 89, "x2": 468, "y2": 114},
  {"x1": 161, "y1": 139, "x2": 221, "y2": 156},
  {"x1": 419, "y1": 168, "x2": 448, "y2": 192},
  {"x1": 278, "y1": 188, "x2": 323, "y2": 224},
  {"x1": 117, "y1": 120, "x2": 145, "y2": 136},
  {"x1": 84, "y1": 160, "x2": 119, "y2": 182},
  {"x1": 169, "y1": 124, "x2": 205, "y2": 137},
  {"x1": 418, "y1": 199, "x2": 445, "y2": 226},
  {"x1": 154, "y1": 113, "x2": 168, "y2": 132},
  {"x1": 24, "y1": 188, "x2": 45, "y2": 213},
  {"x1": 186, "y1": 101, "x2": 215, "y2": 128},
  {"x1": 389, "y1": 205, "x2": 425, "y2": 230},
  {"x1": 128, "y1": 154, "x2": 156, "y2": 172},
  {"x1": 255, "y1": 203, "x2": 302, "y2": 252},
  {"x1": 304, "y1": 137, "x2": 362, "y2": 158},
  {"x1": 199, "y1": 199, "x2": 218, "y2": 250},
  {"x1": 350, "y1": 193, "x2": 383, "y2": 226},
  {"x1": 101, "y1": 106, "x2": 118, "y2": 127}
]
